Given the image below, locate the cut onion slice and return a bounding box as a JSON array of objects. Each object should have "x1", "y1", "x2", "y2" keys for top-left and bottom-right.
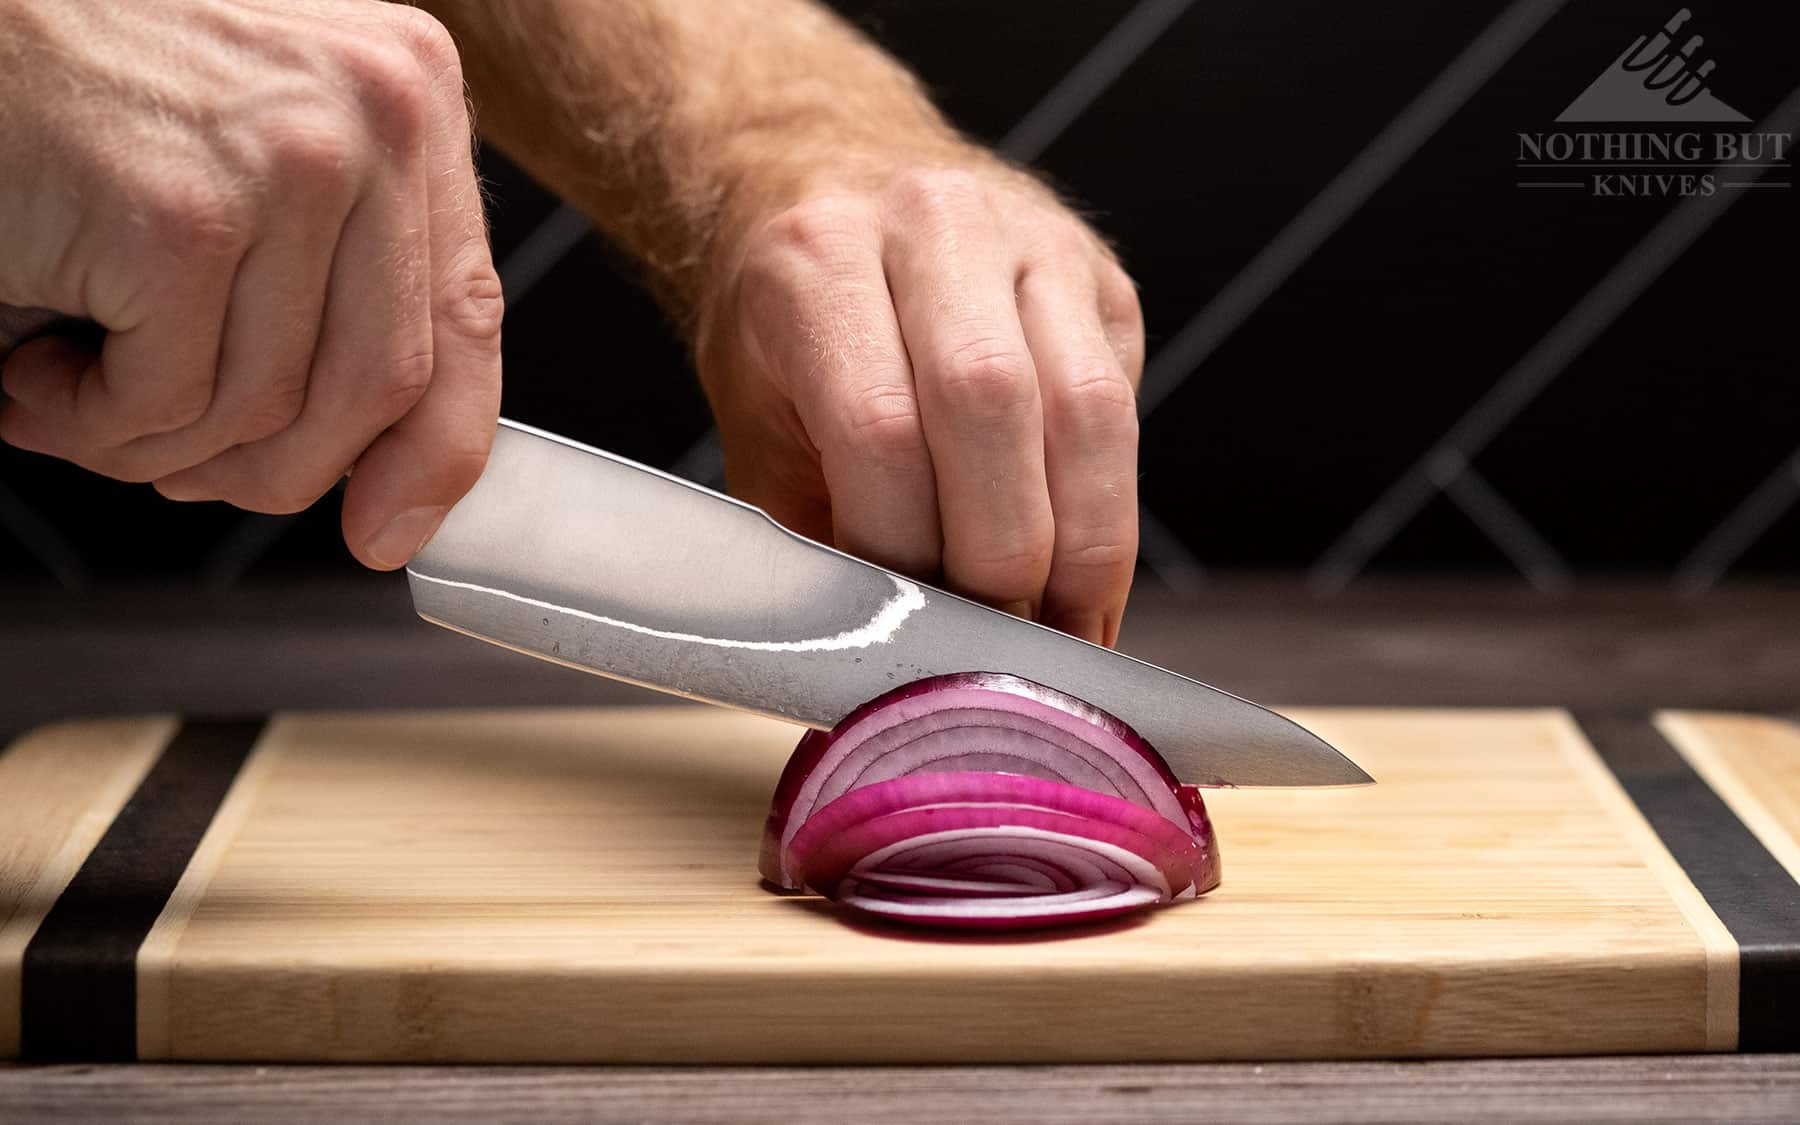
[
  {"x1": 838, "y1": 879, "x2": 1163, "y2": 929},
  {"x1": 760, "y1": 672, "x2": 1221, "y2": 930}
]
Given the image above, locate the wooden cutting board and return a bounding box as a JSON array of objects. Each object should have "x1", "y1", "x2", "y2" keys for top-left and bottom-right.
[{"x1": 3, "y1": 707, "x2": 1798, "y2": 1063}]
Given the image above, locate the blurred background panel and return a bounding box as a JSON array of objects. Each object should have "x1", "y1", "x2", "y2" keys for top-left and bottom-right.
[{"x1": 1, "y1": 0, "x2": 1794, "y2": 590}]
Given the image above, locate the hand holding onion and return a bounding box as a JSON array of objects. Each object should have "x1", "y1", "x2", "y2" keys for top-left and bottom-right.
[{"x1": 694, "y1": 164, "x2": 1146, "y2": 646}]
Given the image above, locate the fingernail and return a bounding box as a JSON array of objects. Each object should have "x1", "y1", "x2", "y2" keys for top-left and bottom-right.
[
  {"x1": 366, "y1": 505, "x2": 447, "y2": 570},
  {"x1": 154, "y1": 476, "x2": 209, "y2": 503},
  {"x1": 1000, "y1": 600, "x2": 1034, "y2": 620}
]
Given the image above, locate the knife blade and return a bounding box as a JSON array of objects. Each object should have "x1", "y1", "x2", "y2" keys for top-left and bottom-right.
[{"x1": 407, "y1": 419, "x2": 1371, "y2": 787}]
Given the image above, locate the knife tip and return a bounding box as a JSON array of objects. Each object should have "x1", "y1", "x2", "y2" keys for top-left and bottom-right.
[{"x1": 1263, "y1": 709, "x2": 1377, "y2": 787}]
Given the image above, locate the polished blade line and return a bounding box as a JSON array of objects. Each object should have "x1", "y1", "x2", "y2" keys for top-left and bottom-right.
[{"x1": 407, "y1": 568, "x2": 926, "y2": 652}]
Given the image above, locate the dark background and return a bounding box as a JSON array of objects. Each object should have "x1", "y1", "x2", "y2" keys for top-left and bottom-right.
[{"x1": 1, "y1": 0, "x2": 1794, "y2": 590}]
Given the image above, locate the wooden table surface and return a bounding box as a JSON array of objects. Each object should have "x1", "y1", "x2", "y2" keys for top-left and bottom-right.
[{"x1": 2, "y1": 574, "x2": 1798, "y2": 1122}]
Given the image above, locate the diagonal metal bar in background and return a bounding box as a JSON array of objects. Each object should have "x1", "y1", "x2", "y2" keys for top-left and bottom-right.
[
  {"x1": 1135, "y1": 503, "x2": 1207, "y2": 597},
  {"x1": 1131, "y1": 0, "x2": 1569, "y2": 590},
  {"x1": 666, "y1": 0, "x2": 1198, "y2": 492},
  {"x1": 1135, "y1": 0, "x2": 1569, "y2": 417},
  {"x1": 496, "y1": 202, "x2": 593, "y2": 307},
  {"x1": 201, "y1": 512, "x2": 309, "y2": 590},
  {"x1": 503, "y1": 0, "x2": 1198, "y2": 336},
  {"x1": 1435, "y1": 455, "x2": 1571, "y2": 592},
  {"x1": 1310, "y1": 84, "x2": 1800, "y2": 593},
  {"x1": 1674, "y1": 446, "x2": 1800, "y2": 595},
  {"x1": 0, "y1": 477, "x2": 87, "y2": 589},
  {"x1": 998, "y1": 0, "x2": 1198, "y2": 163}
]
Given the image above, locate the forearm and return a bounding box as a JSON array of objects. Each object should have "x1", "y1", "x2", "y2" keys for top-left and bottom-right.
[{"x1": 422, "y1": 0, "x2": 976, "y2": 327}]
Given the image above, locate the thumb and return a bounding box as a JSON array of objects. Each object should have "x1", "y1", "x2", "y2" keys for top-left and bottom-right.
[{"x1": 339, "y1": 263, "x2": 502, "y2": 570}]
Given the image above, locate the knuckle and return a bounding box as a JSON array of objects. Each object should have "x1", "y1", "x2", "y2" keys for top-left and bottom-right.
[
  {"x1": 119, "y1": 374, "x2": 215, "y2": 434},
  {"x1": 137, "y1": 176, "x2": 249, "y2": 258},
  {"x1": 155, "y1": 388, "x2": 214, "y2": 432},
  {"x1": 435, "y1": 265, "x2": 505, "y2": 345},
  {"x1": 263, "y1": 112, "x2": 360, "y2": 191},
  {"x1": 1054, "y1": 363, "x2": 1139, "y2": 442},
  {"x1": 1114, "y1": 327, "x2": 1146, "y2": 384},
  {"x1": 387, "y1": 5, "x2": 462, "y2": 74},
  {"x1": 890, "y1": 167, "x2": 987, "y2": 221},
  {"x1": 433, "y1": 441, "x2": 492, "y2": 500},
  {"x1": 375, "y1": 348, "x2": 435, "y2": 417},
  {"x1": 1027, "y1": 222, "x2": 1096, "y2": 273},
  {"x1": 1057, "y1": 534, "x2": 1139, "y2": 577},
  {"x1": 935, "y1": 345, "x2": 1036, "y2": 422},
  {"x1": 958, "y1": 532, "x2": 1056, "y2": 594},
  {"x1": 1097, "y1": 267, "x2": 1146, "y2": 370},
  {"x1": 839, "y1": 385, "x2": 929, "y2": 467},
  {"x1": 1097, "y1": 262, "x2": 1140, "y2": 318},
  {"x1": 237, "y1": 377, "x2": 308, "y2": 443},
  {"x1": 756, "y1": 197, "x2": 870, "y2": 268},
  {"x1": 343, "y1": 40, "x2": 433, "y2": 145}
]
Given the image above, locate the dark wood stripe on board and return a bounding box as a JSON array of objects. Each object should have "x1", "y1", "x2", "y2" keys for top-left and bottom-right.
[
  {"x1": 19, "y1": 719, "x2": 265, "y2": 1060},
  {"x1": 1578, "y1": 712, "x2": 1800, "y2": 1051}
]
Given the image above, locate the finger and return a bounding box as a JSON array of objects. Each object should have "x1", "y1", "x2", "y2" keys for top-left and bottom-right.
[
  {"x1": 0, "y1": 335, "x2": 94, "y2": 452},
  {"x1": 885, "y1": 173, "x2": 1054, "y2": 616},
  {"x1": 87, "y1": 165, "x2": 353, "y2": 482},
  {"x1": 719, "y1": 421, "x2": 836, "y2": 546},
  {"x1": 0, "y1": 223, "x2": 237, "y2": 455},
  {"x1": 743, "y1": 202, "x2": 940, "y2": 575},
  {"x1": 341, "y1": 26, "x2": 502, "y2": 571},
  {"x1": 1017, "y1": 265, "x2": 1139, "y2": 646},
  {"x1": 1095, "y1": 257, "x2": 1146, "y2": 388},
  {"x1": 154, "y1": 159, "x2": 435, "y2": 519},
  {"x1": 694, "y1": 330, "x2": 836, "y2": 543}
]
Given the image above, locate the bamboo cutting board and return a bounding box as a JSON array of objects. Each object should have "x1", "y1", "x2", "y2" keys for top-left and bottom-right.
[{"x1": 3, "y1": 707, "x2": 1798, "y2": 1063}]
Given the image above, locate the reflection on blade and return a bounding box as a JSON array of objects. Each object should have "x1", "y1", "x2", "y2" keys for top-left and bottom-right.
[{"x1": 410, "y1": 569, "x2": 928, "y2": 652}]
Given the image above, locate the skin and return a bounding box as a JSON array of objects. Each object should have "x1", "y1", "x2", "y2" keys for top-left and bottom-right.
[
  {"x1": 0, "y1": 0, "x2": 1146, "y2": 646},
  {"x1": 0, "y1": 0, "x2": 503, "y2": 569}
]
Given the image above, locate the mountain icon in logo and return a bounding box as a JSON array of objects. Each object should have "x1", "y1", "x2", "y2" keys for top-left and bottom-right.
[{"x1": 1557, "y1": 8, "x2": 1749, "y2": 122}]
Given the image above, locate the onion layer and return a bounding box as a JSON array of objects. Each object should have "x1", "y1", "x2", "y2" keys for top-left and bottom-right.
[{"x1": 760, "y1": 672, "x2": 1221, "y2": 929}]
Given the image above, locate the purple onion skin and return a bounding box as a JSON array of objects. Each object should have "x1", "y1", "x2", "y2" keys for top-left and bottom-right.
[
  {"x1": 788, "y1": 775, "x2": 1208, "y2": 900},
  {"x1": 760, "y1": 671, "x2": 1190, "y2": 885},
  {"x1": 1175, "y1": 786, "x2": 1223, "y2": 895},
  {"x1": 837, "y1": 896, "x2": 1153, "y2": 932},
  {"x1": 768, "y1": 673, "x2": 1182, "y2": 804},
  {"x1": 759, "y1": 728, "x2": 830, "y2": 886},
  {"x1": 759, "y1": 672, "x2": 1224, "y2": 922}
]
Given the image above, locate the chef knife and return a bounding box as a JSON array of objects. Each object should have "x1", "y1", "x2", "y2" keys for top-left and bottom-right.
[{"x1": 408, "y1": 419, "x2": 1371, "y2": 788}]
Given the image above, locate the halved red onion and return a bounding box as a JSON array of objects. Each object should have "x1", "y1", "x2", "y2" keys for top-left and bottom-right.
[{"x1": 760, "y1": 672, "x2": 1221, "y2": 929}]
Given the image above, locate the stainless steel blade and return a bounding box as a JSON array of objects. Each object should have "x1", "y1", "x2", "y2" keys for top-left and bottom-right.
[{"x1": 407, "y1": 420, "x2": 1371, "y2": 787}]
